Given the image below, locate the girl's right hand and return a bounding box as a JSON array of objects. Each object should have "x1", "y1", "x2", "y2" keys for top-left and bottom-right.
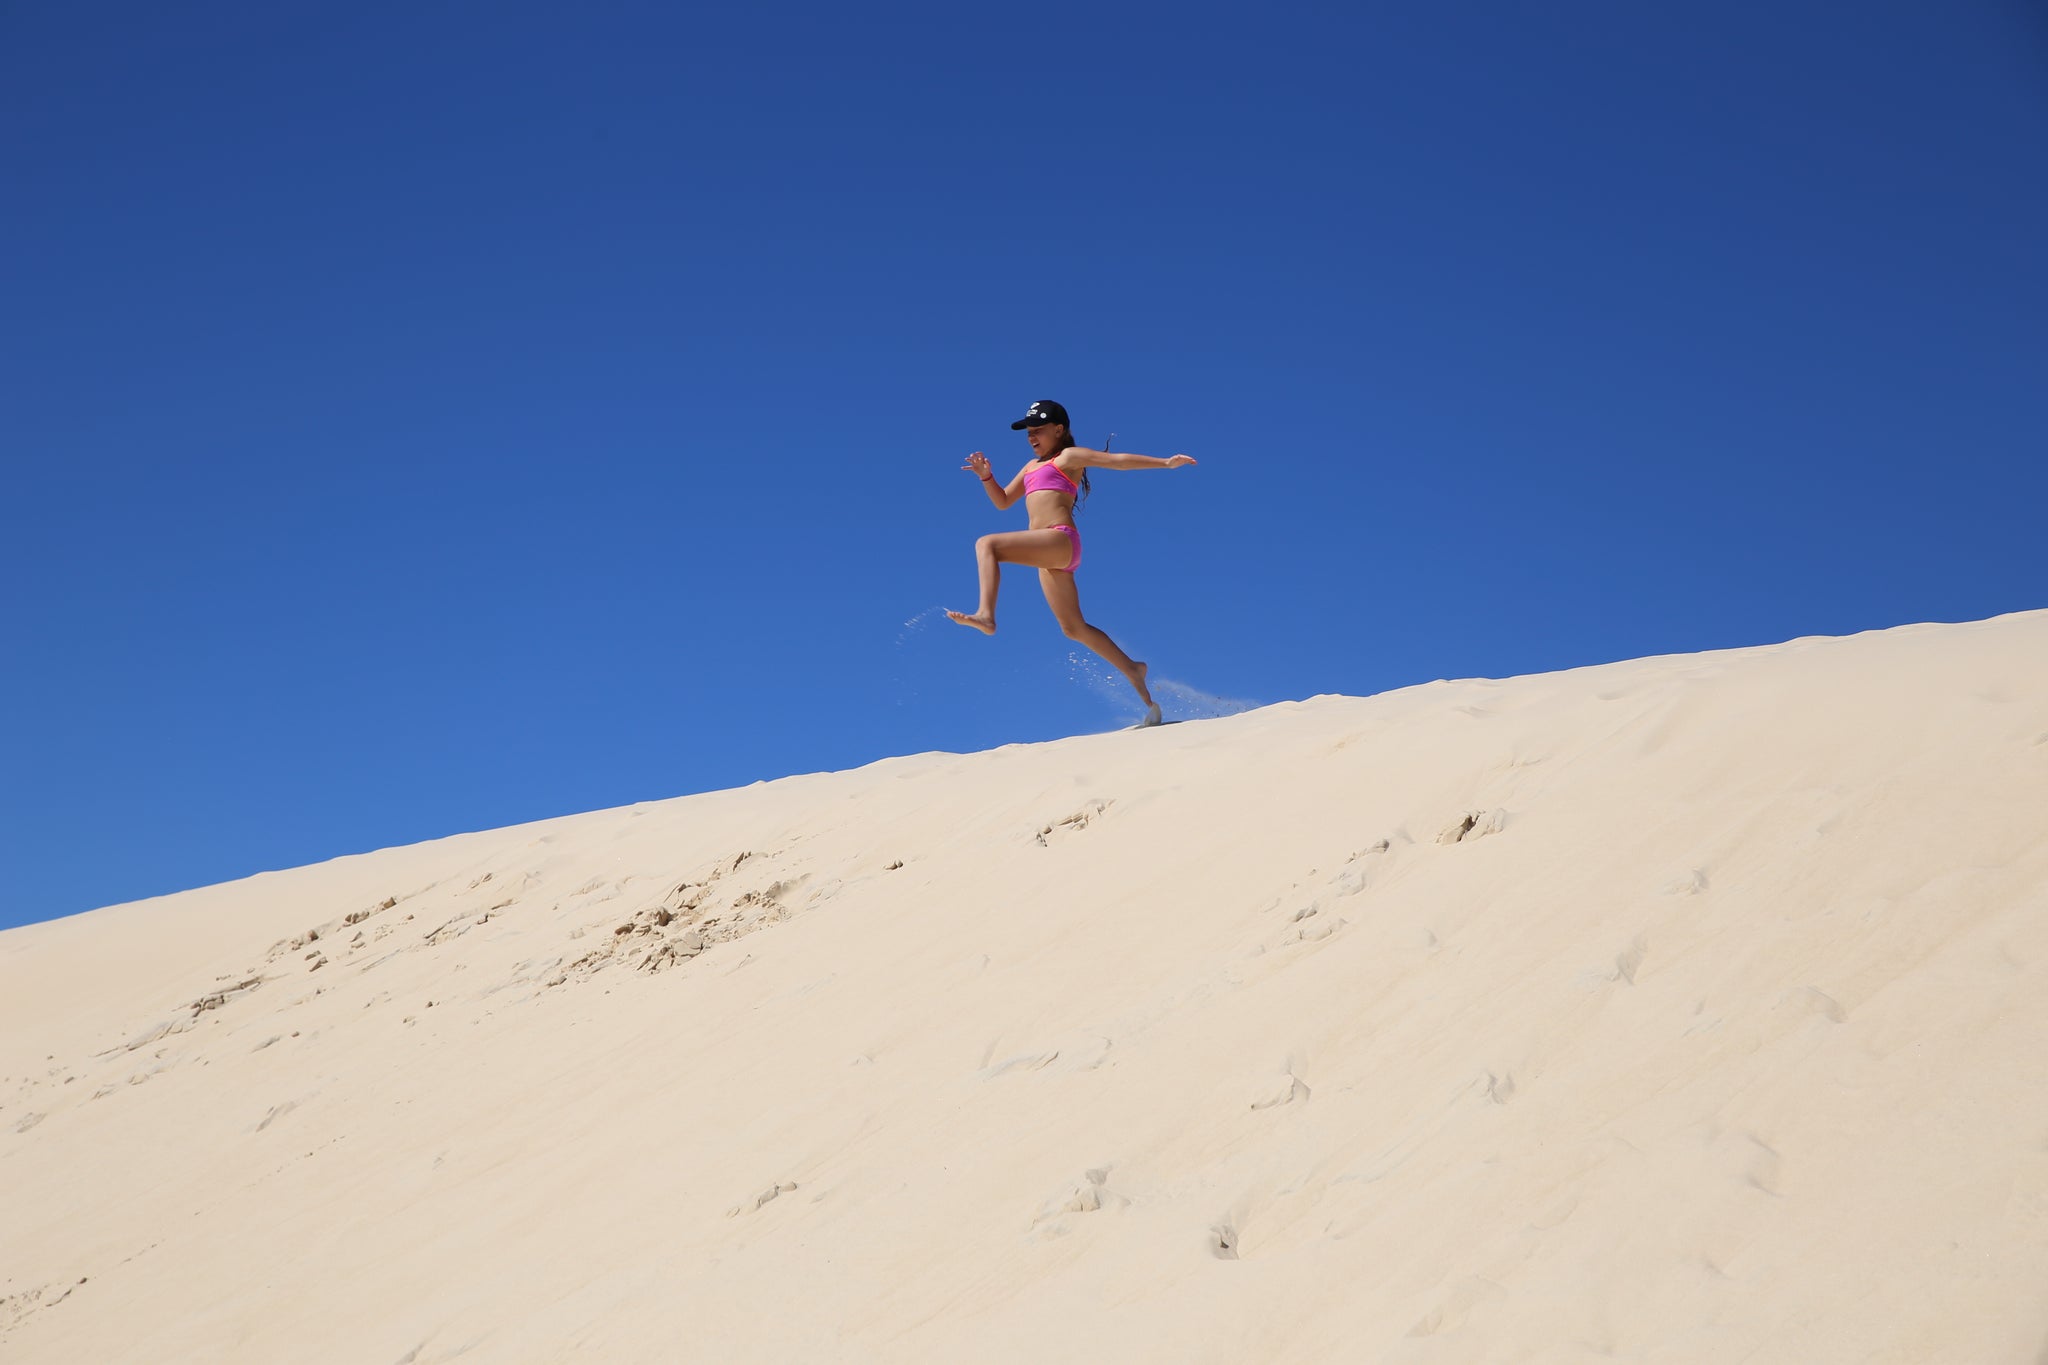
[{"x1": 963, "y1": 451, "x2": 992, "y2": 479}]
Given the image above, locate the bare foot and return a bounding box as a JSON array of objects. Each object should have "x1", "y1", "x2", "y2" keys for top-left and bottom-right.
[
  {"x1": 947, "y1": 611, "x2": 996, "y2": 635},
  {"x1": 1137, "y1": 703, "x2": 1163, "y2": 728},
  {"x1": 1131, "y1": 660, "x2": 1153, "y2": 706}
]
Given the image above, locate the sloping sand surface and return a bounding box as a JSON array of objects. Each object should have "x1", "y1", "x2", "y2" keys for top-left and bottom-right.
[{"x1": 4, "y1": 612, "x2": 2045, "y2": 1364}]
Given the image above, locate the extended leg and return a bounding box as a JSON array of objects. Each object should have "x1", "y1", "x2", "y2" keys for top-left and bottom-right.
[{"x1": 1038, "y1": 569, "x2": 1161, "y2": 721}]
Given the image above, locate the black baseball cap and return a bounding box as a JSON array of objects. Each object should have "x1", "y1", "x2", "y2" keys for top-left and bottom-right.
[{"x1": 1010, "y1": 399, "x2": 1070, "y2": 430}]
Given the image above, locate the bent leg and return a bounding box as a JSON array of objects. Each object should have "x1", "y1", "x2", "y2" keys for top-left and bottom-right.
[
  {"x1": 949, "y1": 530, "x2": 1081, "y2": 634},
  {"x1": 1038, "y1": 569, "x2": 1158, "y2": 714}
]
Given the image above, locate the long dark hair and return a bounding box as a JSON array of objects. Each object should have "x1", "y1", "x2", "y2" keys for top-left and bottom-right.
[{"x1": 1050, "y1": 423, "x2": 1091, "y2": 512}]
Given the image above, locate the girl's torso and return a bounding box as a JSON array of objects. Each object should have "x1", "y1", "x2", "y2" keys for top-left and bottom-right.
[{"x1": 1022, "y1": 456, "x2": 1078, "y2": 527}]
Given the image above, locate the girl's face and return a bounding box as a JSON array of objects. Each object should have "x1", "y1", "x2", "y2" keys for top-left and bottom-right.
[{"x1": 1025, "y1": 423, "x2": 1066, "y2": 458}]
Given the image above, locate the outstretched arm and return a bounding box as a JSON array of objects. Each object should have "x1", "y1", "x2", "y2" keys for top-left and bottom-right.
[
  {"x1": 1063, "y1": 447, "x2": 1198, "y2": 471},
  {"x1": 962, "y1": 450, "x2": 1026, "y2": 508}
]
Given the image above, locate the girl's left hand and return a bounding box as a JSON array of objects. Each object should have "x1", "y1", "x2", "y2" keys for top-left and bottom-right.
[{"x1": 1165, "y1": 454, "x2": 1197, "y2": 468}]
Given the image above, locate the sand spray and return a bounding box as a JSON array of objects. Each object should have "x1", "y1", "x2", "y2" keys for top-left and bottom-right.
[
  {"x1": 896, "y1": 606, "x2": 950, "y2": 645},
  {"x1": 901, "y1": 605, "x2": 1260, "y2": 727},
  {"x1": 1066, "y1": 652, "x2": 1260, "y2": 724}
]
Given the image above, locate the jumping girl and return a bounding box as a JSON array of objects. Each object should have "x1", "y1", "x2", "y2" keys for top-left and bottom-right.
[{"x1": 947, "y1": 399, "x2": 1197, "y2": 727}]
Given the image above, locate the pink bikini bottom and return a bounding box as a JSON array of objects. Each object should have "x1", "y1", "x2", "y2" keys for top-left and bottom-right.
[{"x1": 1049, "y1": 523, "x2": 1082, "y2": 573}]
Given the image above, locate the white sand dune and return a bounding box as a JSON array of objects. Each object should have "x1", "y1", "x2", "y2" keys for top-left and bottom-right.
[{"x1": 4, "y1": 612, "x2": 2046, "y2": 1364}]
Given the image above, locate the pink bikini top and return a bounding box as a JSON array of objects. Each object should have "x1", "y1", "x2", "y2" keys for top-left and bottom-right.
[{"x1": 1023, "y1": 459, "x2": 1078, "y2": 496}]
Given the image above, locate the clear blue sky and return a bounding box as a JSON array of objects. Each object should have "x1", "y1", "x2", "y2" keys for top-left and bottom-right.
[{"x1": 4, "y1": 2, "x2": 2044, "y2": 929}]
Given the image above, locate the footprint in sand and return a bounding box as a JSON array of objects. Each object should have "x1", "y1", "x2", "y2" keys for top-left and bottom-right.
[
  {"x1": 190, "y1": 977, "x2": 264, "y2": 1016},
  {"x1": 108, "y1": 1018, "x2": 194, "y2": 1055},
  {"x1": 1437, "y1": 809, "x2": 1506, "y2": 845},
  {"x1": 1248, "y1": 1072, "x2": 1310, "y2": 1111},
  {"x1": 1661, "y1": 868, "x2": 1709, "y2": 896},
  {"x1": 1279, "y1": 916, "x2": 1345, "y2": 948},
  {"x1": 1310, "y1": 840, "x2": 1394, "y2": 900},
  {"x1": 1032, "y1": 1167, "x2": 1128, "y2": 1233},
  {"x1": 419, "y1": 914, "x2": 474, "y2": 947},
  {"x1": 1325, "y1": 869, "x2": 1368, "y2": 898},
  {"x1": 727, "y1": 1181, "x2": 798, "y2": 1217},
  {"x1": 1035, "y1": 799, "x2": 1112, "y2": 847},
  {"x1": 0, "y1": 1278, "x2": 88, "y2": 1335},
  {"x1": 344, "y1": 896, "x2": 398, "y2": 926}
]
